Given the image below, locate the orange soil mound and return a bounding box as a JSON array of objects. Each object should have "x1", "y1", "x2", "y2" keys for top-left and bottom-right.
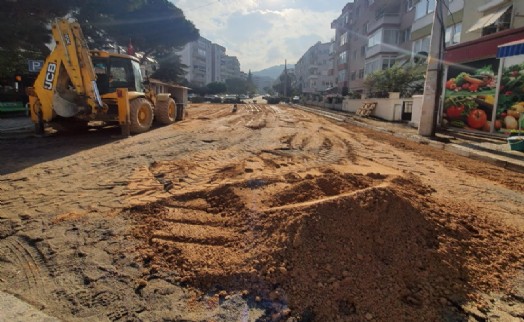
[{"x1": 128, "y1": 170, "x2": 524, "y2": 321}]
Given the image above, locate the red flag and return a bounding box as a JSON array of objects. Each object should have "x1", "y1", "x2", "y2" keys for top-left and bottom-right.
[{"x1": 127, "y1": 40, "x2": 135, "y2": 55}]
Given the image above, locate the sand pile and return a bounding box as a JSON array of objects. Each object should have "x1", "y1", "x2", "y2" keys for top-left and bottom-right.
[{"x1": 128, "y1": 169, "x2": 524, "y2": 321}]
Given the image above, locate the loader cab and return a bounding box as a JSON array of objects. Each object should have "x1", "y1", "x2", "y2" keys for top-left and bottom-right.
[{"x1": 91, "y1": 52, "x2": 145, "y2": 95}]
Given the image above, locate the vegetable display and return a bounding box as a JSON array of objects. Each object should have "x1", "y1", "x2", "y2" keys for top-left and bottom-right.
[{"x1": 444, "y1": 63, "x2": 524, "y2": 134}]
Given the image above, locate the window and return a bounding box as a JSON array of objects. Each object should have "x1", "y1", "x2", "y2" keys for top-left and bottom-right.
[
  {"x1": 351, "y1": 71, "x2": 356, "y2": 80},
  {"x1": 368, "y1": 29, "x2": 382, "y2": 47},
  {"x1": 340, "y1": 32, "x2": 348, "y2": 46},
  {"x1": 364, "y1": 22, "x2": 369, "y2": 33},
  {"x1": 382, "y1": 57, "x2": 396, "y2": 70},
  {"x1": 353, "y1": 50, "x2": 357, "y2": 60},
  {"x1": 399, "y1": 27, "x2": 411, "y2": 43},
  {"x1": 361, "y1": 45, "x2": 366, "y2": 57},
  {"x1": 413, "y1": 35, "x2": 431, "y2": 55},
  {"x1": 338, "y1": 69, "x2": 347, "y2": 82},
  {"x1": 368, "y1": 28, "x2": 399, "y2": 47},
  {"x1": 383, "y1": 29, "x2": 399, "y2": 44},
  {"x1": 338, "y1": 51, "x2": 347, "y2": 64},
  {"x1": 356, "y1": 6, "x2": 360, "y2": 16},
  {"x1": 358, "y1": 69, "x2": 364, "y2": 79},
  {"x1": 482, "y1": 6, "x2": 512, "y2": 36},
  {"x1": 415, "y1": 0, "x2": 435, "y2": 20},
  {"x1": 445, "y1": 23, "x2": 461, "y2": 45},
  {"x1": 365, "y1": 59, "x2": 380, "y2": 75}
]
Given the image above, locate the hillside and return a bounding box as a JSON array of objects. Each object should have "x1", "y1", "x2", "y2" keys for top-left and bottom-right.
[{"x1": 252, "y1": 64, "x2": 295, "y2": 80}]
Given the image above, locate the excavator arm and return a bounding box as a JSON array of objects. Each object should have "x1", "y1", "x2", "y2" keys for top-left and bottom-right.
[{"x1": 29, "y1": 18, "x2": 103, "y2": 124}]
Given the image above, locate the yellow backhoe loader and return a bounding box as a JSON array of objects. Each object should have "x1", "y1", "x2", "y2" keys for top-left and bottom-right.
[{"x1": 27, "y1": 18, "x2": 184, "y2": 135}]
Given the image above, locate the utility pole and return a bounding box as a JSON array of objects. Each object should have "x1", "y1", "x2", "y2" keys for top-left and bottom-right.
[
  {"x1": 284, "y1": 60, "x2": 288, "y2": 98},
  {"x1": 418, "y1": 0, "x2": 446, "y2": 137}
]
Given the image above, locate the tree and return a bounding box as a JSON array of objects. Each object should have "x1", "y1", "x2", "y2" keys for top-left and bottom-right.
[
  {"x1": 246, "y1": 70, "x2": 257, "y2": 95},
  {"x1": 151, "y1": 52, "x2": 187, "y2": 83},
  {"x1": 225, "y1": 78, "x2": 248, "y2": 94},
  {"x1": 273, "y1": 70, "x2": 296, "y2": 97},
  {"x1": 206, "y1": 82, "x2": 227, "y2": 94},
  {"x1": 75, "y1": 0, "x2": 199, "y2": 61},
  {"x1": 0, "y1": 0, "x2": 70, "y2": 54},
  {"x1": 363, "y1": 64, "x2": 426, "y2": 98},
  {"x1": 0, "y1": 0, "x2": 199, "y2": 81}
]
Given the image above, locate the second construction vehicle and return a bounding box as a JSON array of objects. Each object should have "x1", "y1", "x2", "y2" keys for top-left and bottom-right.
[{"x1": 28, "y1": 18, "x2": 187, "y2": 135}]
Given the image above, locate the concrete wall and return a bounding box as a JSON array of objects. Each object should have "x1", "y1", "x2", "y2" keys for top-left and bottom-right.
[
  {"x1": 304, "y1": 100, "x2": 342, "y2": 111},
  {"x1": 341, "y1": 97, "x2": 410, "y2": 121}
]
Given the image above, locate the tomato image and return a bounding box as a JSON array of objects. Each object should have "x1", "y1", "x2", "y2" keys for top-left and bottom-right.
[
  {"x1": 466, "y1": 109, "x2": 487, "y2": 129},
  {"x1": 445, "y1": 105, "x2": 464, "y2": 120}
]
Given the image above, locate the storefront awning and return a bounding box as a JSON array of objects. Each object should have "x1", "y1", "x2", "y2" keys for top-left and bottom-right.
[
  {"x1": 467, "y1": 5, "x2": 511, "y2": 33},
  {"x1": 497, "y1": 39, "x2": 524, "y2": 58}
]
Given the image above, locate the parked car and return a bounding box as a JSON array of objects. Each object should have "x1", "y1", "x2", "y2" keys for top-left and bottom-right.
[
  {"x1": 292, "y1": 96, "x2": 300, "y2": 103},
  {"x1": 223, "y1": 94, "x2": 240, "y2": 104}
]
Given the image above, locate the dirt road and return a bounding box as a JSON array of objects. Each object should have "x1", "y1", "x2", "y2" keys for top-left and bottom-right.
[{"x1": 0, "y1": 103, "x2": 523, "y2": 321}]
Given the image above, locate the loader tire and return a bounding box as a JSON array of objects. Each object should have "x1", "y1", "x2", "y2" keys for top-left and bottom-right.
[
  {"x1": 155, "y1": 98, "x2": 176, "y2": 125},
  {"x1": 176, "y1": 103, "x2": 185, "y2": 121},
  {"x1": 130, "y1": 98, "x2": 154, "y2": 134}
]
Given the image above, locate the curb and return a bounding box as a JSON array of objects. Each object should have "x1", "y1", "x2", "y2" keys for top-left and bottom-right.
[{"x1": 0, "y1": 291, "x2": 61, "y2": 321}]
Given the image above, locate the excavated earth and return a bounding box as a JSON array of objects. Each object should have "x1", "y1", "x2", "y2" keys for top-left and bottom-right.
[{"x1": 0, "y1": 103, "x2": 524, "y2": 321}]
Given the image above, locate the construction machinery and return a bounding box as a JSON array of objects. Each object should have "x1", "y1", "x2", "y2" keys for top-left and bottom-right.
[{"x1": 27, "y1": 18, "x2": 186, "y2": 135}]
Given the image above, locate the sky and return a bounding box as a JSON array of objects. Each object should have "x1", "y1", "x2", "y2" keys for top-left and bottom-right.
[{"x1": 170, "y1": 0, "x2": 351, "y2": 72}]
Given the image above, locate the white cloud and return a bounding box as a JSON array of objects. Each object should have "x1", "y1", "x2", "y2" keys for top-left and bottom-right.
[{"x1": 171, "y1": 0, "x2": 348, "y2": 71}]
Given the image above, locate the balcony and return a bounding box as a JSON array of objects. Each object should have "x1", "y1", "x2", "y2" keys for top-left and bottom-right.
[
  {"x1": 365, "y1": 43, "x2": 398, "y2": 59},
  {"x1": 367, "y1": 13, "x2": 401, "y2": 34}
]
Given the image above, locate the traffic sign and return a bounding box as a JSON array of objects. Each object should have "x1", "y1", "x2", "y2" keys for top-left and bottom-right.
[{"x1": 28, "y1": 60, "x2": 44, "y2": 73}]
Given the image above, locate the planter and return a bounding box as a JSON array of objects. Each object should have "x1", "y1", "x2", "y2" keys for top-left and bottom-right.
[{"x1": 507, "y1": 136, "x2": 524, "y2": 152}]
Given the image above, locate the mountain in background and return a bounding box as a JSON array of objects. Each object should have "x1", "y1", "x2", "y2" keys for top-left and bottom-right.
[{"x1": 252, "y1": 64, "x2": 295, "y2": 80}]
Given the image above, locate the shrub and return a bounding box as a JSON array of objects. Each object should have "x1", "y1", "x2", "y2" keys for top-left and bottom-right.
[{"x1": 364, "y1": 64, "x2": 426, "y2": 98}]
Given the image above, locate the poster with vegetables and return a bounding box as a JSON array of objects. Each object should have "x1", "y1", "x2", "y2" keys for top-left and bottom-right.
[
  {"x1": 497, "y1": 61, "x2": 524, "y2": 135},
  {"x1": 443, "y1": 65, "x2": 497, "y2": 132}
]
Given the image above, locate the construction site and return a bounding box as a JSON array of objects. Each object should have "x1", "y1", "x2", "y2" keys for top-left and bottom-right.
[{"x1": 0, "y1": 102, "x2": 523, "y2": 321}]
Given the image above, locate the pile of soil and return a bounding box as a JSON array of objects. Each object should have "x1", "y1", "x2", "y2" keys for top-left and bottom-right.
[{"x1": 128, "y1": 169, "x2": 524, "y2": 321}]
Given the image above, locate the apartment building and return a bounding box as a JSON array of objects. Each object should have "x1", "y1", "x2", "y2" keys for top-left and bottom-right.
[
  {"x1": 178, "y1": 36, "x2": 242, "y2": 87},
  {"x1": 331, "y1": 3, "x2": 353, "y2": 91},
  {"x1": 222, "y1": 56, "x2": 241, "y2": 81},
  {"x1": 410, "y1": 0, "x2": 464, "y2": 58},
  {"x1": 211, "y1": 44, "x2": 226, "y2": 83},
  {"x1": 330, "y1": 0, "x2": 415, "y2": 93},
  {"x1": 295, "y1": 41, "x2": 335, "y2": 95}
]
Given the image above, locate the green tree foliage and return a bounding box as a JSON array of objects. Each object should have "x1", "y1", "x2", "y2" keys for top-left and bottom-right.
[
  {"x1": 0, "y1": 0, "x2": 69, "y2": 54},
  {"x1": 151, "y1": 53, "x2": 187, "y2": 83},
  {"x1": 206, "y1": 82, "x2": 227, "y2": 94},
  {"x1": 225, "y1": 78, "x2": 248, "y2": 94},
  {"x1": 363, "y1": 64, "x2": 426, "y2": 98},
  {"x1": 0, "y1": 0, "x2": 198, "y2": 82},
  {"x1": 273, "y1": 70, "x2": 297, "y2": 97},
  {"x1": 75, "y1": 0, "x2": 199, "y2": 60},
  {"x1": 246, "y1": 71, "x2": 257, "y2": 95}
]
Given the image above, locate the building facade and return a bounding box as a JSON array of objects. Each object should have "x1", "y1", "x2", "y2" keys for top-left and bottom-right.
[
  {"x1": 295, "y1": 41, "x2": 335, "y2": 95},
  {"x1": 331, "y1": 3, "x2": 353, "y2": 92},
  {"x1": 329, "y1": 0, "x2": 416, "y2": 93},
  {"x1": 178, "y1": 36, "x2": 242, "y2": 87}
]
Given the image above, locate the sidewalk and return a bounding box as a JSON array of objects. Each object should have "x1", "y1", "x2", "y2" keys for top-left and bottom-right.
[
  {"x1": 0, "y1": 115, "x2": 34, "y2": 138},
  {"x1": 349, "y1": 116, "x2": 524, "y2": 173},
  {"x1": 0, "y1": 291, "x2": 60, "y2": 322}
]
